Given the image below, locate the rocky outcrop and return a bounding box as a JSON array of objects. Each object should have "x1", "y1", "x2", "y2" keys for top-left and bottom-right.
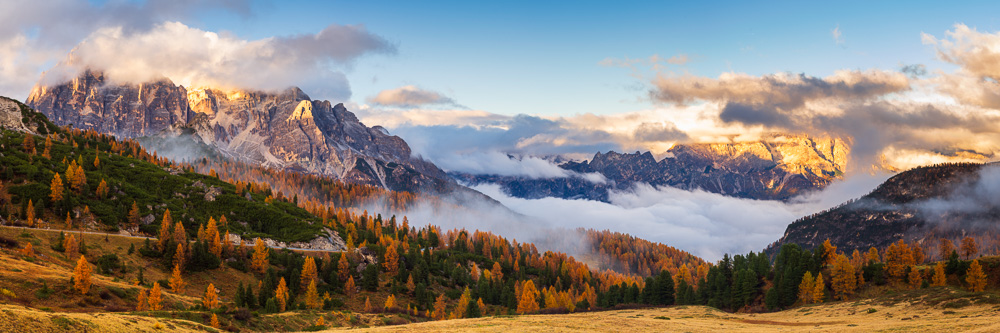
[
  {"x1": 25, "y1": 70, "x2": 455, "y2": 193},
  {"x1": 0, "y1": 98, "x2": 35, "y2": 134},
  {"x1": 233, "y1": 228, "x2": 347, "y2": 251},
  {"x1": 455, "y1": 136, "x2": 849, "y2": 201}
]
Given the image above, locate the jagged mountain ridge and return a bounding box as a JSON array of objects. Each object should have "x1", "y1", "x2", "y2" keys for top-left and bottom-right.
[
  {"x1": 25, "y1": 70, "x2": 454, "y2": 193},
  {"x1": 454, "y1": 136, "x2": 849, "y2": 201},
  {"x1": 766, "y1": 162, "x2": 999, "y2": 255}
]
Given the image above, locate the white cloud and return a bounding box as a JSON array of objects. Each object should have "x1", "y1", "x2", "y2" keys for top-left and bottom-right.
[
  {"x1": 367, "y1": 85, "x2": 457, "y2": 107},
  {"x1": 470, "y1": 172, "x2": 889, "y2": 261},
  {"x1": 39, "y1": 21, "x2": 395, "y2": 100},
  {"x1": 832, "y1": 25, "x2": 844, "y2": 45}
]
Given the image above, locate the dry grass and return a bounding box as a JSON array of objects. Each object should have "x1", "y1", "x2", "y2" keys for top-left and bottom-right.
[
  {"x1": 0, "y1": 303, "x2": 214, "y2": 333},
  {"x1": 319, "y1": 300, "x2": 1000, "y2": 333}
]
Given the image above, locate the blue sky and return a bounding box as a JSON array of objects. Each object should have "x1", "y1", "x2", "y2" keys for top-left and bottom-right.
[{"x1": 184, "y1": 0, "x2": 1000, "y2": 116}]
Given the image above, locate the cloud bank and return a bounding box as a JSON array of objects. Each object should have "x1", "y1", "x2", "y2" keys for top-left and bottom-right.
[{"x1": 367, "y1": 85, "x2": 458, "y2": 107}]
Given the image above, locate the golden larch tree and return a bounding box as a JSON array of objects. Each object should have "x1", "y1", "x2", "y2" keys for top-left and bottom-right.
[
  {"x1": 432, "y1": 294, "x2": 448, "y2": 320},
  {"x1": 301, "y1": 257, "x2": 318, "y2": 290},
  {"x1": 866, "y1": 246, "x2": 880, "y2": 263},
  {"x1": 478, "y1": 298, "x2": 488, "y2": 316},
  {"x1": 25, "y1": 199, "x2": 34, "y2": 227},
  {"x1": 65, "y1": 212, "x2": 72, "y2": 229},
  {"x1": 830, "y1": 254, "x2": 857, "y2": 300},
  {"x1": 169, "y1": 264, "x2": 185, "y2": 294},
  {"x1": 939, "y1": 238, "x2": 955, "y2": 260},
  {"x1": 452, "y1": 287, "x2": 471, "y2": 319},
  {"x1": 966, "y1": 259, "x2": 987, "y2": 292},
  {"x1": 173, "y1": 221, "x2": 186, "y2": 244},
  {"x1": 71, "y1": 164, "x2": 86, "y2": 193},
  {"x1": 50, "y1": 173, "x2": 64, "y2": 202},
  {"x1": 127, "y1": 201, "x2": 140, "y2": 228},
  {"x1": 932, "y1": 262, "x2": 947, "y2": 287},
  {"x1": 41, "y1": 135, "x2": 51, "y2": 158},
  {"x1": 136, "y1": 289, "x2": 149, "y2": 311},
  {"x1": 173, "y1": 243, "x2": 185, "y2": 270},
  {"x1": 148, "y1": 282, "x2": 163, "y2": 310},
  {"x1": 95, "y1": 179, "x2": 108, "y2": 199},
  {"x1": 158, "y1": 210, "x2": 172, "y2": 250},
  {"x1": 275, "y1": 277, "x2": 289, "y2": 312},
  {"x1": 406, "y1": 274, "x2": 416, "y2": 293},
  {"x1": 961, "y1": 237, "x2": 978, "y2": 259},
  {"x1": 384, "y1": 294, "x2": 396, "y2": 310},
  {"x1": 812, "y1": 273, "x2": 825, "y2": 303},
  {"x1": 798, "y1": 271, "x2": 815, "y2": 304},
  {"x1": 209, "y1": 313, "x2": 220, "y2": 329},
  {"x1": 251, "y1": 238, "x2": 269, "y2": 274},
  {"x1": 908, "y1": 267, "x2": 923, "y2": 290},
  {"x1": 517, "y1": 280, "x2": 540, "y2": 314},
  {"x1": 73, "y1": 255, "x2": 92, "y2": 294},
  {"x1": 337, "y1": 253, "x2": 350, "y2": 282},
  {"x1": 304, "y1": 280, "x2": 321, "y2": 310},
  {"x1": 364, "y1": 296, "x2": 372, "y2": 313},
  {"x1": 203, "y1": 283, "x2": 219, "y2": 309},
  {"x1": 64, "y1": 234, "x2": 78, "y2": 258},
  {"x1": 383, "y1": 242, "x2": 399, "y2": 277},
  {"x1": 821, "y1": 239, "x2": 837, "y2": 265}
]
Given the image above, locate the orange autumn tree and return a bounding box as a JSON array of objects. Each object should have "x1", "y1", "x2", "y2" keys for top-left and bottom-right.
[
  {"x1": 158, "y1": 210, "x2": 172, "y2": 250},
  {"x1": 136, "y1": 289, "x2": 148, "y2": 311},
  {"x1": 966, "y1": 259, "x2": 987, "y2": 292},
  {"x1": 169, "y1": 264, "x2": 185, "y2": 293},
  {"x1": 432, "y1": 294, "x2": 448, "y2": 320},
  {"x1": 932, "y1": 262, "x2": 947, "y2": 287},
  {"x1": 148, "y1": 282, "x2": 163, "y2": 310},
  {"x1": 337, "y1": 253, "x2": 351, "y2": 282},
  {"x1": 203, "y1": 283, "x2": 219, "y2": 309},
  {"x1": 961, "y1": 237, "x2": 978, "y2": 259},
  {"x1": 939, "y1": 238, "x2": 955, "y2": 260},
  {"x1": 73, "y1": 255, "x2": 92, "y2": 294},
  {"x1": 127, "y1": 201, "x2": 140, "y2": 229},
  {"x1": 251, "y1": 238, "x2": 269, "y2": 274},
  {"x1": 830, "y1": 254, "x2": 857, "y2": 300},
  {"x1": 304, "y1": 280, "x2": 321, "y2": 310},
  {"x1": 798, "y1": 271, "x2": 816, "y2": 304},
  {"x1": 25, "y1": 199, "x2": 34, "y2": 227},
  {"x1": 517, "y1": 280, "x2": 540, "y2": 314},
  {"x1": 300, "y1": 257, "x2": 318, "y2": 290},
  {"x1": 812, "y1": 273, "x2": 825, "y2": 303},
  {"x1": 383, "y1": 242, "x2": 399, "y2": 277},
  {"x1": 344, "y1": 276, "x2": 356, "y2": 298},
  {"x1": 820, "y1": 239, "x2": 838, "y2": 265},
  {"x1": 49, "y1": 173, "x2": 64, "y2": 202},
  {"x1": 275, "y1": 277, "x2": 289, "y2": 312},
  {"x1": 384, "y1": 294, "x2": 397, "y2": 310}
]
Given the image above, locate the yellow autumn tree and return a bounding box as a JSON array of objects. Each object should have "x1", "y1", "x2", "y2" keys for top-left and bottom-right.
[
  {"x1": 148, "y1": 282, "x2": 163, "y2": 310},
  {"x1": 517, "y1": 280, "x2": 540, "y2": 314},
  {"x1": 830, "y1": 254, "x2": 856, "y2": 300},
  {"x1": 383, "y1": 242, "x2": 399, "y2": 277},
  {"x1": 49, "y1": 173, "x2": 64, "y2": 202},
  {"x1": 966, "y1": 259, "x2": 987, "y2": 292},
  {"x1": 95, "y1": 179, "x2": 108, "y2": 199},
  {"x1": 820, "y1": 239, "x2": 838, "y2": 265},
  {"x1": 173, "y1": 243, "x2": 185, "y2": 270},
  {"x1": 301, "y1": 257, "x2": 318, "y2": 290},
  {"x1": 432, "y1": 294, "x2": 448, "y2": 320},
  {"x1": 961, "y1": 237, "x2": 978, "y2": 259},
  {"x1": 25, "y1": 199, "x2": 34, "y2": 227},
  {"x1": 798, "y1": 271, "x2": 815, "y2": 304},
  {"x1": 932, "y1": 262, "x2": 947, "y2": 287},
  {"x1": 73, "y1": 255, "x2": 92, "y2": 294},
  {"x1": 908, "y1": 267, "x2": 923, "y2": 290},
  {"x1": 127, "y1": 201, "x2": 140, "y2": 228},
  {"x1": 64, "y1": 234, "x2": 78, "y2": 258},
  {"x1": 275, "y1": 277, "x2": 289, "y2": 312},
  {"x1": 158, "y1": 210, "x2": 172, "y2": 250},
  {"x1": 866, "y1": 246, "x2": 880, "y2": 263},
  {"x1": 338, "y1": 253, "x2": 351, "y2": 282},
  {"x1": 136, "y1": 289, "x2": 149, "y2": 311},
  {"x1": 478, "y1": 298, "x2": 488, "y2": 316},
  {"x1": 251, "y1": 238, "x2": 269, "y2": 274},
  {"x1": 209, "y1": 313, "x2": 220, "y2": 329},
  {"x1": 71, "y1": 164, "x2": 86, "y2": 193},
  {"x1": 344, "y1": 276, "x2": 356, "y2": 298},
  {"x1": 384, "y1": 294, "x2": 397, "y2": 310},
  {"x1": 452, "y1": 287, "x2": 471, "y2": 319},
  {"x1": 304, "y1": 280, "x2": 321, "y2": 310},
  {"x1": 203, "y1": 283, "x2": 219, "y2": 309},
  {"x1": 813, "y1": 273, "x2": 825, "y2": 303},
  {"x1": 169, "y1": 264, "x2": 185, "y2": 294},
  {"x1": 173, "y1": 221, "x2": 186, "y2": 244}
]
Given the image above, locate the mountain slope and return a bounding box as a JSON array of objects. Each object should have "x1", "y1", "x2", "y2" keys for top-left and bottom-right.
[
  {"x1": 768, "y1": 162, "x2": 995, "y2": 254},
  {"x1": 26, "y1": 71, "x2": 453, "y2": 194},
  {"x1": 455, "y1": 136, "x2": 848, "y2": 201}
]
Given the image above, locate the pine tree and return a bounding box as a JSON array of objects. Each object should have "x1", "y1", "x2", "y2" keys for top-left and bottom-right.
[
  {"x1": 932, "y1": 262, "x2": 947, "y2": 287},
  {"x1": 251, "y1": 238, "x2": 269, "y2": 274},
  {"x1": 73, "y1": 255, "x2": 92, "y2": 294},
  {"x1": 517, "y1": 280, "x2": 540, "y2": 314},
  {"x1": 49, "y1": 173, "x2": 64, "y2": 202},
  {"x1": 275, "y1": 277, "x2": 289, "y2": 312},
  {"x1": 203, "y1": 283, "x2": 219, "y2": 309},
  {"x1": 149, "y1": 282, "x2": 163, "y2": 310},
  {"x1": 305, "y1": 280, "x2": 321, "y2": 310},
  {"x1": 966, "y1": 259, "x2": 987, "y2": 292},
  {"x1": 169, "y1": 264, "x2": 185, "y2": 294},
  {"x1": 301, "y1": 257, "x2": 318, "y2": 291}
]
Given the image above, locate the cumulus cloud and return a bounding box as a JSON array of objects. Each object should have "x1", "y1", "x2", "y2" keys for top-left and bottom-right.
[
  {"x1": 39, "y1": 21, "x2": 395, "y2": 100},
  {"x1": 367, "y1": 85, "x2": 458, "y2": 107},
  {"x1": 0, "y1": 0, "x2": 251, "y2": 99},
  {"x1": 469, "y1": 172, "x2": 889, "y2": 261}
]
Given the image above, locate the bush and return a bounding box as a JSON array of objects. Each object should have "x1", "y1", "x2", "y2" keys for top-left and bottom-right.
[{"x1": 96, "y1": 254, "x2": 122, "y2": 274}]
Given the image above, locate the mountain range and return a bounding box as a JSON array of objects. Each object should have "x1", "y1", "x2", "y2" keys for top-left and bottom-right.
[
  {"x1": 455, "y1": 136, "x2": 849, "y2": 202},
  {"x1": 26, "y1": 70, "x2": 455, "y2": 194}
]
